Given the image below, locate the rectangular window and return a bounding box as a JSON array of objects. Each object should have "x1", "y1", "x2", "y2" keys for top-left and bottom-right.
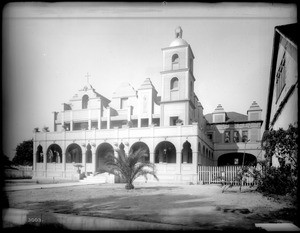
[
  {"x1": 242, "y1": 131, "x2": 248, "y2": 142},
  {"x1": 141, "y1": 119, "x2": 149, "y2": 127},
  {"x1": 207, "y1": 132, "x2": 213, "y2": 141},
  {"x1": 233, "y1": 131, "x2": 239, "y2": 143},
  {"x1": 276, "y1": 52, "x2": 286, "y2": 102},
  {"x1": 121, "y1": 98, "x2": 128, "y2": 109},
  {"x1": 170, "y1": 116, "x2": 178, "y2": 126},
  {"x1": 224, "y1": 131, "x2": 230, "y2": 143}
]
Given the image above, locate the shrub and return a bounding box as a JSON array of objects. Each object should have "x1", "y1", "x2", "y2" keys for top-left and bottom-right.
[
  {"x1": 258, "y1": 124, "x2": 298, "y2": 197},
  {"x1": 256, "y1": 164, "x2": 297, "y2": 196}
]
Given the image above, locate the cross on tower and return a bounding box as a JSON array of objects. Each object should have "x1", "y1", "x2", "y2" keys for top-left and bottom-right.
[{"x1": 84, "y1": 72, "x2": 91, "y2": 83}]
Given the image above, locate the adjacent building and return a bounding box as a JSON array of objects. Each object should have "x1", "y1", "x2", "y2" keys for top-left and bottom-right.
[
  {"x1": 265, "y1": 23, "x2": 298, "y2": 131},
  {"x1": 33, "y1": 27, "x2": 263, "y2": 183},
  {"x1": 264, "y1": 23, "x2": 298, "y2": 166}
]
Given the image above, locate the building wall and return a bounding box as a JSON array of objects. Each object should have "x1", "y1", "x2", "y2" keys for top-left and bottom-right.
[
  {"x1": 268, "y1": 32, "x2": 298, "y2": 130},
  {"x1": 162, "y1": 46, "x2": 189, "y2": 71},
  {"x1": 161, "y1": 102, "x2": 188, "y2": 126},
  {"x1": 271, "y1": 87, "x2": 298, "y2": 130},
  {"x1": 33, "y1": 124, "x2": 201, "y2": 183}
]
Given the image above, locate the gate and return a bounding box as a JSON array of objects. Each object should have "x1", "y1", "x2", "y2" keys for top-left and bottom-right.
[{"x1": 198, "y1": 165, "x2": 256, "y2": 186}]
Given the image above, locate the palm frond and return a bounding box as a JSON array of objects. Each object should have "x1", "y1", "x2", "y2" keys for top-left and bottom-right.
[
  {"x1": 133, "y1": 167, "x2": 159, "y2": 182},
  {"x1": 131, "y1": 162, "x2": 158, "y2": 182},
  {"x1": 100, "y1": 146, "x2": 158, "y2": 187},
  {"x1": 128, "y1": 148, "x2": 148, "y2": 168}
]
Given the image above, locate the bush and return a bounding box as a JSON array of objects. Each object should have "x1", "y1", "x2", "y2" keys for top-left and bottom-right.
[
  {"x1": 257, "y1": 124, "x2": 298, "y2": 197},
  {"x1": 256, "y1": 164, "x2": 297, "y2": 196}
]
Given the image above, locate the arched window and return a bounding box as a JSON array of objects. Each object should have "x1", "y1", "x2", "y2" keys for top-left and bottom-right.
[
  {"x1": 66, "y1": 143, "x2": 82, "y2": 163},
  {"x1": 82, "y1": 95, "x2": 89, "y2": 109},
  {"x1": 172, "y1": 54, "x2": 179, "y2": 69},
  {"x1": 47, "y1": 144, "x2": 62, "y2": 163},
  {"x1": 182, "y1": 141, "x2": 192, "y2": 163},
  {"x1": 154, "y1": 141, "x2": 176, "y2": 163},
  {"x1": 129, "y1": 141, "x2": 150, "y2": 163},
  {"x1": 86, "y1": 143, "x2": 92, "y2": 163},
  {"x1": 96, "y1": 143, "x2": 114, "y2": 173},
  {"x1": 36, "y1": 145, "x2": 43, "y2": 163},
  {"x1": 170, "y1": 77, "x2": 179, "y2": 90}
]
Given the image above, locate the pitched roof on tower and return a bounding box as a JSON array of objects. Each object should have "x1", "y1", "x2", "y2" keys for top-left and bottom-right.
[{"x1": 138, "y1": 78, "x2": 157, "y2": 91}]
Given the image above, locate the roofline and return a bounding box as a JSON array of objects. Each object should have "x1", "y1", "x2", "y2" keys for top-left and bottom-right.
[
  {"x1": 208, "y1": 120, "x2": 263, "y2": 126},
  {"x1": 275, "y1": 26, "x2": 297, "y2": 49},
  {"x1": 161, "y1": 45, "x2": 195, "y2": 59},
  {"x1": 265, "y1": 27, "x2": 280, "y2": 131}
]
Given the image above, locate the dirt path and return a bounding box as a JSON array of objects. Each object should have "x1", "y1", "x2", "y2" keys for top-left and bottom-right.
[{"x1": 5, "y1": 183, "x2": 295, "y2": 230}]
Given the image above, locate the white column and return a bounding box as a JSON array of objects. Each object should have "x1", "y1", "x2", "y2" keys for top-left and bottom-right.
[
  {"x1": 43, "y1": 150, "x2": 47, "y2": 177},
  {"x1": 44, "y1": 133, "x2": 47, "y2": 177},
  {"x1": 33, "y1": 133, "x2": 37, "y2": 172},
  {"x1": 88, "y1": 109, "x2": 91, "y2": 130},
  {"x1": 62, "y1": 131, "x2": 66, "y2": 177},
  {"x1": 70, "y1": 111, "x2": 73, "y2": 131},
  {"x1": 177, "y1": 126, "x2": 182, "y2": 175},
  {"x1": 82, "y1": 146, "x2": 86, "y2": 173},
  {"x1": 107, "y1": 107, "x2": 111, "y2": 129},
  {"x1": 98, "y1": 107, "x2": 101, "y2": 129},
  {"x1": 61, "y1": 112, "x2": 64, "y2": 124},
  {"x1": 92, "y1": 146, "x2": 96, "y2": 174}
]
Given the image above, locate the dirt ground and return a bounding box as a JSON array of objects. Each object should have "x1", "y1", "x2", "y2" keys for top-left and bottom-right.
[{"x1": 4, "y1": 182, "x2": 297, "y2": 230}]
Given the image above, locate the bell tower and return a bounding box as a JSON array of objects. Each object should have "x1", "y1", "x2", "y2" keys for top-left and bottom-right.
[{"x1": 160, "y1": 27, "x2": 196, "y2": 126}]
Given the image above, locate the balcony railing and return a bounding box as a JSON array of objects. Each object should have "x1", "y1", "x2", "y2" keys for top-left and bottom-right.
[{"x1": 56, "y1": 109, "x2": 101, "y2": 123}]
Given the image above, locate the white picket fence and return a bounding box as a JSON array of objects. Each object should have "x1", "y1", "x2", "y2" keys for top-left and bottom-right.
[{"x1": 198, "y1": 165, "x2": 256, "y2": 186}]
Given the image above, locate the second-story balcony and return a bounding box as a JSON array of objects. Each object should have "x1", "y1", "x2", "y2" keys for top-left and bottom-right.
[{"x1": 56, "y1": 109, "x2": 101, "y2": 123}]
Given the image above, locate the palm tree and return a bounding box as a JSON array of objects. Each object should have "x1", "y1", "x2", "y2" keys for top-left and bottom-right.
[{"x1": 103, "y1": 148, "x2": 158, "y2": 190}]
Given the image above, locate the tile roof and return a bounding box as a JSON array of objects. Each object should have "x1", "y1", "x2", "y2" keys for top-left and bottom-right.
[{"x1": 205, "y1": 111, "x2": 248, "y2": 124}]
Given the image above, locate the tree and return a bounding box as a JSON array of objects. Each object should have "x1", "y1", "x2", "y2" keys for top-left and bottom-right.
[
  {"x1": 261, "y1": 124, "x2": 298, "y2": 168},
  {"x1": 2, "y1": 153, "x2": 16, "y2": 169},
  {"x1": 12, "y1": 139, "x2": 33, "y2": 166},
  {"x1": 103, "y1": 148, "x2": 158, "y2": 190},
  {"x1": 258, "y1": 124, "x2": 298, "y2": 196}
]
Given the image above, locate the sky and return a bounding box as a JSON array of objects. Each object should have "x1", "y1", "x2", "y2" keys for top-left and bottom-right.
[{"x1": 2, "y1": 2, "x2": 297, "y2": 159}]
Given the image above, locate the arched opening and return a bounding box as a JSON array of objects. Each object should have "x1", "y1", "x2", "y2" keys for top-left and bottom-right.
[
  {"x1": 172, "y1": 54, "x2": 179, "y2": 69},
  {"x1": 154, "y1": 141, "x2": 176, "y2": 163},
  {"x1": 218, "y1": 153, "x2": 257, "y2": 166},
  {"x1": 86, "y1": 143, "x2": 92, "y2": 163},
  {"x1": 47, "y1": 144, "x2": 62, "y2": 163},
  {"x1": 181, "y1": 141, "x2": 192, "y2": 163},
  {"x1": 36, "y1": 145, "x2": 43, "y2": 163},
  {"x1": 82, "y1": 94, "x2": 89, "y2": 109},
  {"x1": 129, "y1": 141, "x2": 150, "y2": 163},
  {"x1": 66, "y1": 143, "x2": 82, "y2": 163},
  {"x1": 96, "y1": 143, "x2": 114, "y2": 173},
  {"x1": 170, "y1": 77, "x2": 179, "y2": 90}
]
